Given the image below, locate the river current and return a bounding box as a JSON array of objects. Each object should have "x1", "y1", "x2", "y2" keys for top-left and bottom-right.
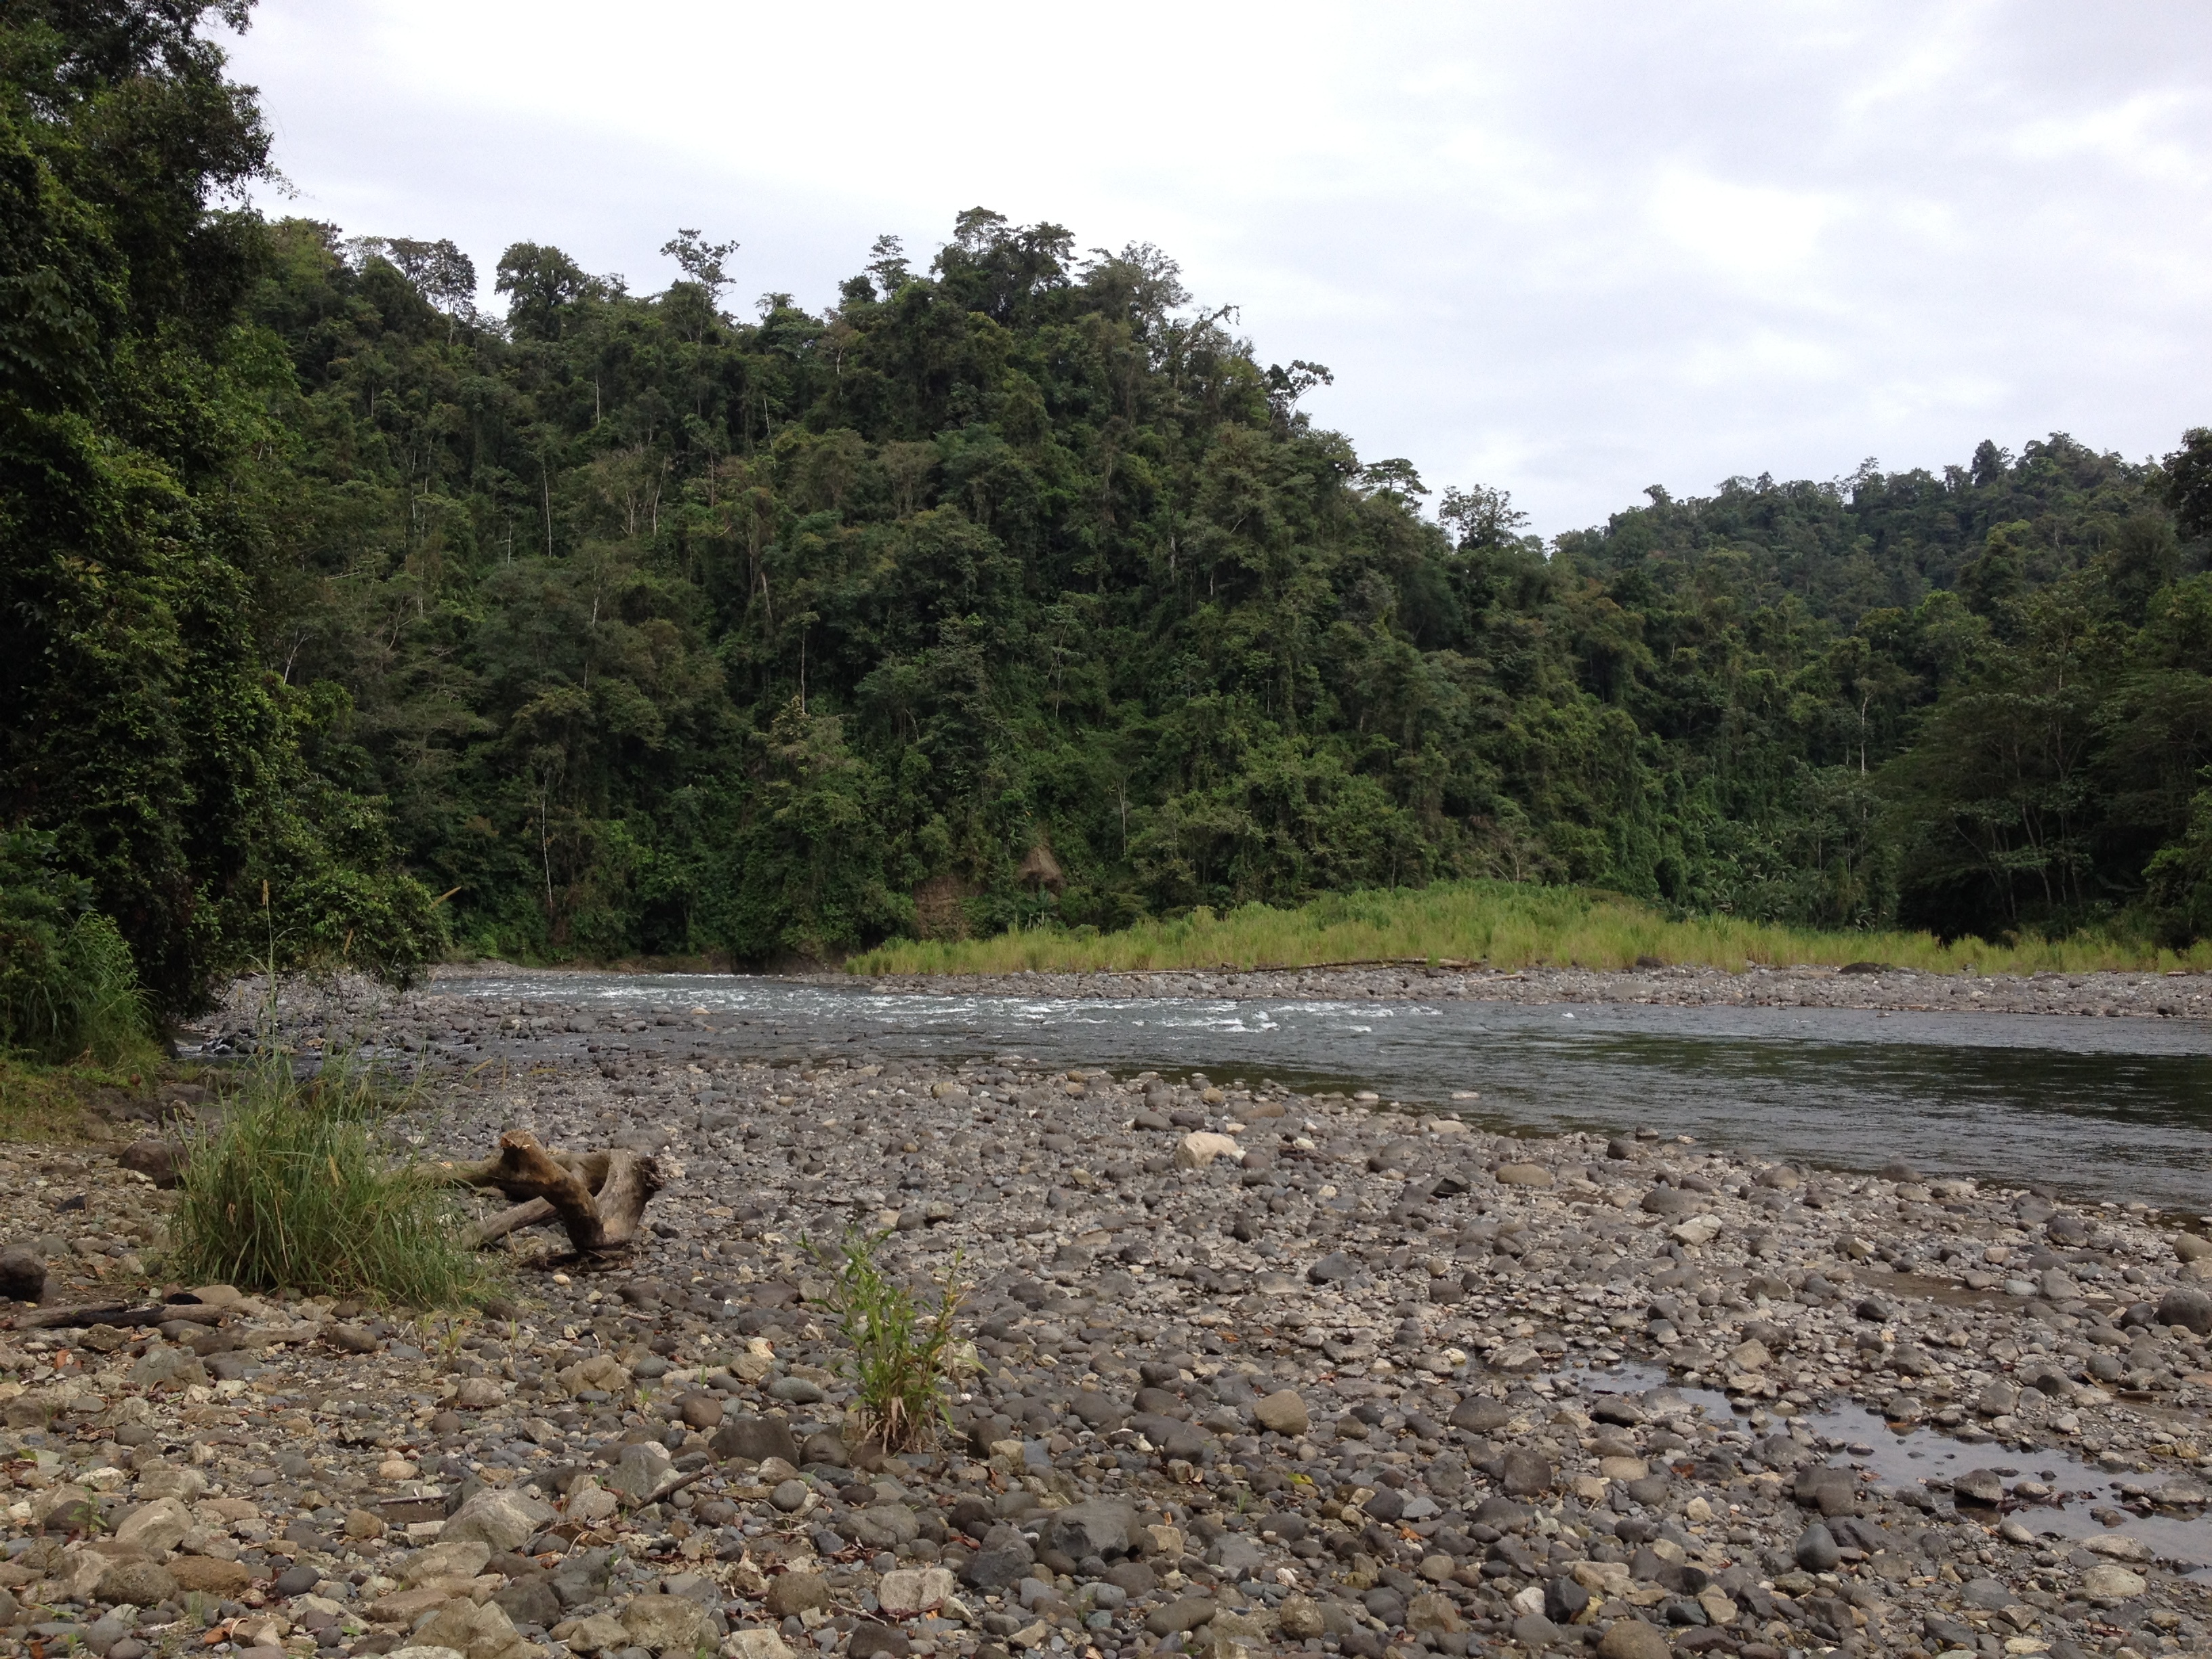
[{"x1": 428, "y1": 972, "x2": 2212, "y2": 1213}]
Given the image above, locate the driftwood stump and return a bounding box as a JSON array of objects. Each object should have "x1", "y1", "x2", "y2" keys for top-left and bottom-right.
[{"x1": 446, "y1": 1132, "x2": 660, "y2": 1255}]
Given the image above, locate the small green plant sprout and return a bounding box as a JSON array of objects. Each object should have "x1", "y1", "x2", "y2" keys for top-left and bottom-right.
[{"x1": 804, "y1": 1229, "x2": 967, "y2": 1452}]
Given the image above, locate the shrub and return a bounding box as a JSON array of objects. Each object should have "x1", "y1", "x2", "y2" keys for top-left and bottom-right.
[
  {"x1": 165, "y1": 1055, "x2": 487, "y2": 1306},
  {"x1": 0, "y1": 831, "x2": 154, "y2": 1065},
  {"x1": 806, "y1": 1229, "x2": 966, "y2": 1451}
]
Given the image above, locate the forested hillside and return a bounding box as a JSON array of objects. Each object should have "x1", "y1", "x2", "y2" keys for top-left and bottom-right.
[{"x1": 9, "y1": 1, "x2": 2212, "y2": 1025}]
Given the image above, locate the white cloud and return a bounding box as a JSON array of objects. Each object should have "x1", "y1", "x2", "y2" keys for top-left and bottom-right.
[{"x1": 224, "y1": 0, "x2": 2212, "y2": 534}]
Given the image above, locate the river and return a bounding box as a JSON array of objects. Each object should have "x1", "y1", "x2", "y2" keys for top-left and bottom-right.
[{"x1": 413, "y1": 972, "x2": 2212, "y2": 1212}]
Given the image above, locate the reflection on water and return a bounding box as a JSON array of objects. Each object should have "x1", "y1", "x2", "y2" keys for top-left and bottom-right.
[
  {"x1": 1566, "y1": 1359, "x2": 2212, "y2": 1571},
  {"x1": 445, "y1": 971, "x2": 2212, "y2": 1210}
]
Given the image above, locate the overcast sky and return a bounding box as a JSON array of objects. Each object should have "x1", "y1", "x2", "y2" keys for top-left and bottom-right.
[{"x1": 226, "y1": 1, "x2": 2212, "y2": 537}]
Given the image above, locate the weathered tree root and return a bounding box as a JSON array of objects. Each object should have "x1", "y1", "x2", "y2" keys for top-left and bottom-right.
[{"x1": 445, "y1": 1133, "x2": 661, "y2": 1254}]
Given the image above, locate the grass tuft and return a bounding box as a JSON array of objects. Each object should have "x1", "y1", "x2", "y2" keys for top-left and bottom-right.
[
  {"x1": 847, "y1": 879, "x2": 2212, "y2": 979},
  {"x1": 806, "y1": 1229, "x2": 966, "y2": 1452},
  {"x1": 165, "y1": 1054, "x2": 489, "y2": 1307}
]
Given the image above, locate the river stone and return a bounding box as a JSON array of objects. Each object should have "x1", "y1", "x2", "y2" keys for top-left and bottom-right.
[
  {"x1": 558, "y1": 1617, "x2": 630, "y2": 1656},
  {"x1": 855, "y1": 1504, "x2": 920, "y2": 1548},
  {"x1": 2157, "y1": 1288, "x2": 2212, "y2": 1334},
  {"x1": 967, "y1": 1538, "x2": 1036, "y2": 1590},
  {"x1": 1495, "y1": 1162, "x2": 1553, "y2": 1187},
  {"x1": 1276, "y1": 1596, "x2": 1327, "y2": 1639},
  {"x1": 1407, "y1": 1593, "x2": 1464, "y2": 1634},
  {"x1": 1145, "y1": 1597, "x2": 1217, "y2": 1637},
  {"x1": 1793, "y1": 1465, "x2": 1857, "y2": 1515},
  {"x1": 0, "y1": 1247, "x2": 46, "y2": 1303},
  {"x1": 712, "y1": 1414, "x2": 800, "y2": 1465},
  {"x1": 1641, "y1": 1187, "x2": 1698, "y2": 1217},
  {"x1": 1175, "y1": 1132, "x2": 1242, "y2": 1169},
  {"x1": 876, "y1": 1568, "x2": 958, "y2": 1618},
  {"x1": 1044, "y1": 1500, "x2": 1136, "y2": 1559},
  {"x1": 112, "y1": 1496, "x2": 193, "y2": 1554},
  {"x1": 619, "y1": 1594, "x2": 713, "y2": 1654},
  {"x1": 94, "y1": 1559, "x2": 178, "y2": 1606},
  {"x1": 1307, "y1": 1252, "x2": 1355, "y2": 1285},
  {"x1": 115, "y1": 1141, "x2": 182, "y2": 1194},
  {"x1": 1500, "y1": 1448, "x2": 1553, "y2": 1496},
  {"x1": 1596, "y1": 1619, "x2": 1671, "y2": 1659},
  {"x1": 414, "y1": 1597, "x2": 527, "y2": 1659},
  {"x1": 1252, "y1": 1389, "x2": 1309, "y2": 1435},
  {"x1": 764, "y1": 1573, "x2": 830, "y2": 1619},
  {"x1": 2083, "y1": 1563, "x2": 2148, "y2": 1599},
  {"x1": 847, "y1": 1622, "x2": 908, "y2": 1659},
  {"x1": 403, "y1": 1540, "x2": 494, "y2": 1585},
  {"x1": 127, "y1": 1347, "x2": 207, "y2": 1391},
  {"x1": 442, "y1": 1490, "x2": 553, "y2": 1551},
  {"x1": 136, "y1": 1467, "x2": 205, "y2": 1504},
  {"x1": 1510, "y1": 1612, "x2": 1561, "y2": 1650},
  {"x1": 1952, "y1": 1468, "x2": 2006, "y2": 1506},
  {"x1": 1450, "y1": 1396, "x2": 1511, "y2": 1433},
  {"x1": 725, "y1": 1634, "x2": 796, "y2": 1659},
  {"x1": 169, "y1": 1556, "x2": 253, "y2": 1596},
  {"x1": 554, "y1": 1353, "x2": 631, "y2": 1395},
  {"x1": 2083, "y1": 1534, "x2": 2152, "y2": 1562},
  {"x1": 1794, "y1": 1523, "x2": 1840, "y2": 1572},
  {"x1": 1361, "y1": 1486, "x2": 1405, "y2": 1523}
]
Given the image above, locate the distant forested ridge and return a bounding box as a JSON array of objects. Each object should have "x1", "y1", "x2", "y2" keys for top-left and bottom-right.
[{"x1": 9, "y1": 1, "x2": 2212, "y2": 1020}]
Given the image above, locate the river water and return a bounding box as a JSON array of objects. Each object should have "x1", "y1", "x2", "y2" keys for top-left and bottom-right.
[{"x1": 443, "y1": 972, "x2": 2212, "y2": 1213}]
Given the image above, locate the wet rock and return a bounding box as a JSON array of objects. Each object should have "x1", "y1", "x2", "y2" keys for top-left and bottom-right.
[{"x1": 1951, "y1": 1468, "x2": 2006, "y2": 1507}]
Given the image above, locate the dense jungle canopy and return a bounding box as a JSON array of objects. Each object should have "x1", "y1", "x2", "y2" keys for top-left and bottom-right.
[{"x1": 9, "y1": 0, "x2": 2212, "y2": 1022}]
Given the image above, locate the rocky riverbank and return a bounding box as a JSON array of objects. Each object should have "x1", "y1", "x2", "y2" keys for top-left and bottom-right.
[
  {"x1": 5, "y1": 987, "x2": 2212, "y2": 1659},
  {"x1": 840, "y1": 963, "x2": 2212, "y2": 1023}
]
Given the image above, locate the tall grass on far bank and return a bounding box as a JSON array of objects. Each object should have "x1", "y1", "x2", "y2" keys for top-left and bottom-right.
[
  {"x1": 846, "y1": 880, "x2": 2212, "y2": 979},
  {"x1": 166, "y1": 1054, "x2": 488, "y2": 1307}
]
